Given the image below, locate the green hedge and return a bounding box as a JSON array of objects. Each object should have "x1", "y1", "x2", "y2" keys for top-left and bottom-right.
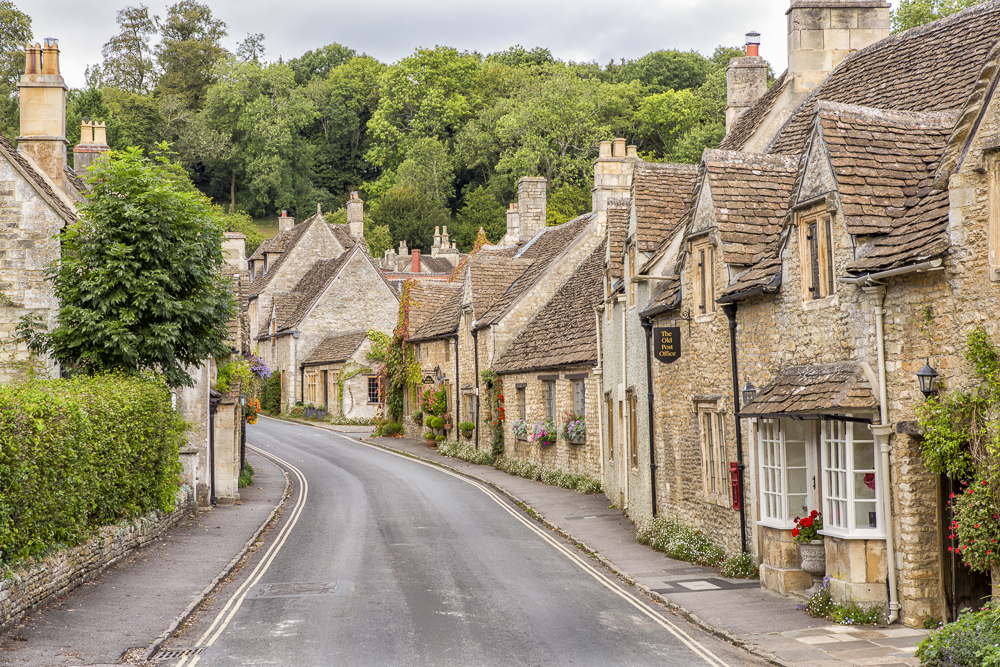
[{"x1": 0, "y1": 374, "x2": 186, "y2": 564}]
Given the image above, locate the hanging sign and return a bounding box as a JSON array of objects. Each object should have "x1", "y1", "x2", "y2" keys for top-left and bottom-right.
[{"x1": 653, "y1": 327, "x2": 681, "y2": 364}]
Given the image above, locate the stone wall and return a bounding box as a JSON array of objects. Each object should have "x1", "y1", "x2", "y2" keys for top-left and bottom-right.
[
  {"x1": 500, "y1": 365, "x2": 601, "y2": 477},
  {"x1": 0, "y1": 490, "x2": 195, "y2": 633}
]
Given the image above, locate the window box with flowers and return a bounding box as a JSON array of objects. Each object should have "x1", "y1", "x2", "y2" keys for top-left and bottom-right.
[
  {"x1": 560, "y1": 412, "x2": 586, "y2": 444},
  {"x1": 512, "y1": 418, "x2": 529, "y2": 441},
  {"x1": 530, "y1": 419, "x2": 556, "y2": 447}
]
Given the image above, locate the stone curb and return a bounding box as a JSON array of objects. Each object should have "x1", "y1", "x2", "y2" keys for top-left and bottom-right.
[
  {"x1": 141, "y1": 455, "x2": 291, "y2": 661},
  {"x1": 291, "y1": 425, "x2": 792, "y2": 667}
]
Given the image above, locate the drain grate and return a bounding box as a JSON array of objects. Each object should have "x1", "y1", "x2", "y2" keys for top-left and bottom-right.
[{"x1": 153, "y1": 647, "x2": 205, "y2": 660}]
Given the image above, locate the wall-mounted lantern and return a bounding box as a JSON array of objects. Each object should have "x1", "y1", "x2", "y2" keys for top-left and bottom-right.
[
  {"x1": 741, "y1": 381, "x2": 757, "y2": 407},
  {"x1": 917, "y1": 360, "x2": 939, "y2": 399}
]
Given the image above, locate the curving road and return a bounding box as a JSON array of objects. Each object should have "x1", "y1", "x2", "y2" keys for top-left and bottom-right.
[{"x1": 160, "y1": 417, "x2": 762, "y2": 667}]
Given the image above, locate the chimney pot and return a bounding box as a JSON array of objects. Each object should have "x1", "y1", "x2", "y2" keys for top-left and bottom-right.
[
  {"x1": 411, "y1": 248, "x2": 421, "y2": 273},
  {"x1": 626, "y1": 145, "x2": 638, "y2": 159},
  {"x1": 612, "y1": 138, "x2": 626, "y2": 158},
  {"x1": 745, "y1": 31, "x2": 760, "y2": 57},
  {"x1": 599, "y1": 140, "x2": 612, "y2": 159}
]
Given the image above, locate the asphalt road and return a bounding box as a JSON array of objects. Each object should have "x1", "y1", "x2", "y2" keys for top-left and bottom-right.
[{"x1": 159, "y1": 417, "x2": 764, "y2": 667}]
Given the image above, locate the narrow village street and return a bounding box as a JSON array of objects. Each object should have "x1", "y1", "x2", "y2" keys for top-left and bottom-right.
[{"x1": 154, "y1": 417, "x2": 764, "y2": 667}]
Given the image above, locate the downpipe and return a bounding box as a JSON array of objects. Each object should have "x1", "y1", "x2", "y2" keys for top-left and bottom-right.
[
  {"x1": 721, "y1": 303, "x2": 748, "y2": 554},
  {"x1": 863, "y1": 284, "x2": 900, "y2": 625},
  {"x1": 641, "y1": 318, "x2": 658, "y2": 517},
  {"x1": 473, "y1": 326, "x2": 480, "y2": 451},
  {"x1": 594, "y1": 306, "x2": 605, "y2": 484}
]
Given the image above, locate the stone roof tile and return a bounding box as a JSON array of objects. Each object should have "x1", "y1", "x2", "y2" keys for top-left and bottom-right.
[
  {"x1": 0, "y1": 134, "x2": 77, "y2": 223},
  {"x1": 633, "y1": 163, "x2": 698, "y2": 253},
  {"x1": 741, "y1": 362, "x2": 878, "y2": 416},
  {"x1": 302, "y1": 330, "x2": 369, "y2": 366}
]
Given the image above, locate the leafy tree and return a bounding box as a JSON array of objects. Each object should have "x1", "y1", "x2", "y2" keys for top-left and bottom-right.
[
  {"x1": 608, "y1": 50, "x2": 712, "y2": 93},
  {"x1": 485, "y1": 46, "x2": 554, "y2": 68},
  {"x1": 367, "y1": 185, "x2": 449, "y2": 252},
  {"x1": 190, "y1": 57, "x2": 315, "y2": 215},
  {"x1": 546, "y1": 183, "x2": 591, "y2": 225},
  {"x1": 289, "y1": 43, "x2": 357, "y2": 85},
  {"x1": 366, "y1": 46, "x2": 482, "y2": 170},
  {"x1": 216, "y1": 207, "x2": 264, "y2": 255},
  {"x1": 396, "y1": 137, "x2": 454, "y2": 207},
  {"x1": 40, "y1": 145, "x2": 235, "y2": 388},
  {"x1": 455, "y1": 185, "x2": 505, "y2": 250},
  {"x1": 891, "y1": 0, "x2": 984, "y2": 32},
  {"x1": 236, "y1": 32, "x2": 265, "y2": 63},
  {"x1": 667, "y1": 123, "x2": 725, "y2": 163},
  {"x1": 636, "y1": 88, "x2": 704, "y2": 158},
  {"x1": 155, "y1": 0, "x2": 227, "y2": 108},
  {"x1": 102, "y1": 87, "x2": 163, "y2": 152},
  {"x1": 101, "y1": 5, "x2": 158, "y2": 94},
  {"x1": 709, "y1": 45, "x2": 746, "y2": 70},
  {"x1": 364, "y1": 223, "x2": 393, "y2": 258},
  {"x1": 0, "y1": 0, "x2": 30, "y2": 137}
]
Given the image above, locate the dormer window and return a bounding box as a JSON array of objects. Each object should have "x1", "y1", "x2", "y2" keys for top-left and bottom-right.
[
  {"x1": 692, "y1": 238, "x2": 715, "y2": 315},
  {"x1": 799, "y1": 208, "x2": 835, "y2": 300}
]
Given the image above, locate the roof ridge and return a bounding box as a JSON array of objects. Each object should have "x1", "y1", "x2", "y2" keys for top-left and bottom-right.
[
  {"x1": 702, "y1": 148, "x2": 799, "y2": 169},
  {"x1": 815, "y1": 100, "x2": 962, "y2": 126}
]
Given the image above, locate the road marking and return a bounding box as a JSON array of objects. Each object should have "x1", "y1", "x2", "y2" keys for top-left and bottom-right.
[
  {"x1": 322, "y1": 427, "x2": 731, "y2": 667},
  {"x1": 173, "y1": 444, "x2": 308, "y2": 667}
]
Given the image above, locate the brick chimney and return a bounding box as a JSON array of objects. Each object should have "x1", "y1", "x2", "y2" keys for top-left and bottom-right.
[
  {"x1": 73, "y1": 119, "x2": 110, "y2": 172},
  {"x1": 501, "y1": 202, "x2": 520, "y2": 245},
  {"x1": 592, "y1": 137, "x2": 638, "y2": 232},
  {"x1": 411, "y1": 248, "x2": 421, "y2": 273},
  {"x1": 787, "y1": 0, "x2": 890, "y2": 94},
  {"x1": 347, "y1": 191, "x2": 364, "y2": 239},
  {"x1": 18, "y1": 39, "x2": 68, "y2": 190},
  {"x1": 517, "y1": 176, "x2": 547, "y2": 241},
  {"x1": 278, "y1": 210, "x2": 295, "y2": 232},
  {"x1": 726, "y1": 32, "x2": 768, "y2": 132}
]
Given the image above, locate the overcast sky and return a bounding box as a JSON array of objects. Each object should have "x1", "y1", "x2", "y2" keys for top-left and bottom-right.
[{"x1": 28, "y1": 0, "x2": 797, "y2": 89}]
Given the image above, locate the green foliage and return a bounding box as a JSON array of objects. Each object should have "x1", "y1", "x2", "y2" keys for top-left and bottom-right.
[
  {"x1": 492, "y1": 456, "x2": 602, "y2": 493},
  {"x1": 419, "y1": 384, "x2": 448, "y2": 416},
  {"x1": 216, "y1": 207, "x2": 265, "y2": 255},
  {"x1": 412, "y1": 410, "x2": 423, "y2": 425},
  {"x1": 636, "y1": 516, "x2": 726, "y2": 566},
  {"x1": 546, "y1": 184, "x2": 591, "y2": 225},
  {"x1": 238, "y1": 462, "x2": 254, "y2": 488},
  {"x1": 40, "y1": 146, "x2": 235, "y2": 388},
  {"x1": 374, "y1": 420, "x2": 402, "y2": 436},
  {"x1": 916, "y1": 603, "x2": 1000, "y2": 666},
  {"x1": 455, "y1": 186, "x2": 506, "y2": 251},
  {"x1": 367, "y1": 185, "x2": 450, "y2": 252},
  {"x1": 607, "y1": 49, "x2": 712, "y2": 93},
  {"x1": 719, "y1": 553, "x2": 759, "y2": 579},
  {"x1": 891, "y1": 0, "x2": 984, "y2": 33},
  {"x1": 397, "y1": 137, "x2": 455, "y2": 207},
  {"x1": 100, "y1": 5, "x2": 158, "y2": 94},
  {"x1": 0, "y1": 0, "x2": 31, "y2": 138},
  {"x1": 481, "y1": 369, "x2": 505, "y2": 457},
  {"x1": 800, "y1": 576, "x2": 837, "y2": 618},
  {"x1": 800, "y1": 575, "x2": 883, "y2": 625},
  {"x1": 259, "y1": 373, "x2": 282, "y2": 414},
  {"x1": 0, "y1": 374, "x2": 185, "y2": 565},
  {"x1": 289, "y1": 43, "x2": 357, "y2": 85},
  {"x1": 486, "y1": 46, "x2": 555, "y2": 68},
  {"x1": 364, "y1": 223, "x2": 393, "y2": 259},
  {"x1": 437, "y1": 440, "x2": 497, "y2": 466},
  {"x1": 458, "y1": 421, "x2": 475, "y2": 432},
  {"x1": 948, "y1": 480, "x2": 1000, "y2": 572},
  {"x1": 154, "y1": 0, "x2": 228, "y2": 108}
]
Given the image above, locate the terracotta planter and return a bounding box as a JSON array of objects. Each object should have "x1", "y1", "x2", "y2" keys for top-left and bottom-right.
[
  {"x1": 425, "y1": 438, "x2": 436, "y2": 448},
  {"x1": 799, "y1": 539, "x2": 826, "y2": 589}
]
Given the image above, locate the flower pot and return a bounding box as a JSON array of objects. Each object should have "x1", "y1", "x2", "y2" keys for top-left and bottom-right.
[
  {"x1": 425, "y1": 437, "x2": 437, "y2": 449},
  {"x1": 799, "y1": 540, "x2": 826, "y2": 588},
  {"x1": 305, "y1": 408, "x2": 316, "y2": 419},
  {"x1": 461, "y1": 430, "x2": 473, "y2": 440},
  {"x1": 316, "y1": 409, "x2": 327, "y2": 420}
]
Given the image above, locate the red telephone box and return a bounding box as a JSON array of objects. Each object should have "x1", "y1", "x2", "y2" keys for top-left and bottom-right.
[{"x1": 730, "y1": 462, "x2": 741, "y2": 510}]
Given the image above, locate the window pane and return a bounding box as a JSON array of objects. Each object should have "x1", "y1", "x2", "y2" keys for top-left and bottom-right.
[
  {"x1": 855, "y1": 501, "x2": 879, "y2": 529},
  {"x1": 854, "y1": 471, "x2": 877, "y2": 500},
  {"x1": 853, "y1": 439, "x2": 875, "y2": 472}
]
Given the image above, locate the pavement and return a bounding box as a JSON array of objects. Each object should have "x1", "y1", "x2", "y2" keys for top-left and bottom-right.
[
  {"x1": 0, "y1": 452, "x2": 287, "y2": 666},
  {"x1": 0, "y1": 417, "x2": 930, "y2": 667},
  {"x1": 351, "y1": 431, "x2": 930, "y2": 667}
]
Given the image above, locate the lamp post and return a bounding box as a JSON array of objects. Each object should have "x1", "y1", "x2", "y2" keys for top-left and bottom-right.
[{"x1": 917, "y1": 360, "x2": 939, "y2": 399}]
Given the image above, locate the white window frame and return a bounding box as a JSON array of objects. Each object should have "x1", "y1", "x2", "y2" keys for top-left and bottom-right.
[
  {"x1": 756, "y1": 418, "x2": 814, "y2": 528},
  {"x1": 820, "y1": 420, "x2": 883, "y2": 539}
]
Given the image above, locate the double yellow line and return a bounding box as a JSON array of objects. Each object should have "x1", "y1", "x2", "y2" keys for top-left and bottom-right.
[
  {"x1": 175, "y1": 427, "x2": 729, "y2": 667},
  {"x1": 174, "y1": 444, "x2": 308, "y2": 667}
]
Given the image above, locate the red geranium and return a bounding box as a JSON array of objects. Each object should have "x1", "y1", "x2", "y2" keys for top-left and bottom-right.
[{"x1": 792, "y1": 510, "x2": 823, "y2": 543}]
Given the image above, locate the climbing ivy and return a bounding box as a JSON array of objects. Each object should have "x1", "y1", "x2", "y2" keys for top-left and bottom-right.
[
  {"x1": 366, "y1": 283, "x2": 421, "y2": 421},
  {"x1": 917, "y1": 325, "x2": 1000, "y2": 573},
  {"x1": 481, "y1": 368, "x2": 505, "y2": 457}
]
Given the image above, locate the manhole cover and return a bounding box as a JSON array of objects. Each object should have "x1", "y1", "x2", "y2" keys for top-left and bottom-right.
[
  {"x1": 153, "y1": 647, "x2": 205, "y2": 660},
  {"x1": 250, "y1": 582, "x2": 338, "y2": 598}
]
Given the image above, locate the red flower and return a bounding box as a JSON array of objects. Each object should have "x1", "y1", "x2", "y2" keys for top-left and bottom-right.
[
  {"x1": 810, "y1": 510, "x2": 818, "y2": 518},
  {"x1": 791, "y1": 528, "x2": 800, "y2": 537}
]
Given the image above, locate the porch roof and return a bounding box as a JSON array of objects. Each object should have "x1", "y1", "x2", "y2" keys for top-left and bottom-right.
[{"x1": 740, "y1": 362, "x2": 878, "y2": 417}]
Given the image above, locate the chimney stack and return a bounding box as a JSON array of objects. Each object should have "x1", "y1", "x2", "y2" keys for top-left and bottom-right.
[
  {"x1": 73, "y1": 119, "x2": 111, "y2": 172},
  {"x1": 517, "y1": 176, "x2": 548, "y2": 241},
  {"x1": 278, "y1": 210, "x2": 295, "y2": 232},
  {"x1": 411, "y1": 248, "x2": 421, "y2": 273},
  {"x1": 18, "y1": 38, "x2": 68, "y2": 190},
  {"x1": 347, "y1": 191, "x2": 364, "y2": 239},
  {"x1": 787, "y1": 0, "x2": 890, "y2": 94},
  {"x1": 432, "y1": 225, "x2": 442, "y2": 255},
  {"x1": 726, "y1": 32, "x2": 768, "y2": 132},
  {"x1": 592, "y1": 137, "x2": 638, "y2": 230},
  {"x1": 502, "y1": 202, "x2": 520, "y2": 245}
]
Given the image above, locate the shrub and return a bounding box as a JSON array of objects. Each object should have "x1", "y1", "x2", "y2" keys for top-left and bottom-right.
[
  {"x1": 412, "y1": 410, "x2": 423, "y2": 425},
  {"x1": 0, "y1": 374, "x2": 185, "y2": 565},
  {"x1": 720, "y1": 553, "x2": 759, "y2": 579},
  {"x1": 635, "y1": 516, "x2": 726, "y2": 567},
  {"x1": 260, "y1": 373, "x2": 282, "y2": 414},
  {"x1": 427, "y1": 415, "x2": 445, "y2": 430},
  {"x1": 799, "y1": 576, "x2": 836, "y2": 619},
  {"x1": 458, "y1": 421, "x2": 475, "y2": 432},
  {"x1": 423, "y1": 431, "x2": 436, "y2": 440},
  {"x1": 238, "y1": 462, "x2": 255, "y2": 488},
  {"x1": 374, "y1": 421, "x2": 402, "y2": 436},
  {"x1": 492, "y1": 456, "x2": 602, "y2": 493},
  {"x1": 917, "y1": 604, "x2": 1000, "y2": 667},
  {"x1": 799, "y1": 575, "x2": 883, "y2": 626}
]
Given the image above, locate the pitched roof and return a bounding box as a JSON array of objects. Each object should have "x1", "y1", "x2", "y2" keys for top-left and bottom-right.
[
  {"x1": 272, "y1": 292, "x2": 304, "y2": 329},
  {"x1": 302, "y1": 330, "x2": 369, "y2": 366},
  {"x1": 410, "y1": 283, "x2": 463, "y2": 342},
  {"x1": 816, "y1": 103, "x2": 956, "y2": 236},
  {"x1": 718, "y1": 70, "x2": 789, "y2": 152},
  {"x1": 468, "y1": 255, "x2": 533, "y2": 320},
  {"x1": 493, "y1": 240, "x2": 605, "y2": 374},
  {"x1": 408, "y1": 281, "x2": 461, "y2": 334},
  {"x1": 328, "y1": 223, "x2": 355, "y2": 249},
  {"x1": 606, "y1": 198, "x2": 629, "y2": 278},
  {"x1": 633, "y1": 163, "x2": 698, "y2": 252},
  {"x1": 476, "y1": 213, "x2": 596, "y2": 328},
  {"x1": 717, "y1": 256, "x2": 783, "y2": 302},
  {"x1": 640, "y1": 277, "x2": 682, "y2": 318},
  {"x1": 702, "y1": 150, "x2": 799, "y2": 266},
  {"x1": 246, "y1": 220, "x2": 314, "y2": 297},
  {"x1": 845, "y1": 188, "x2": 951, "y2": 273},
  {"x1": 0, "y1": 135, "x2": 76, "y2": 224},
  {"x1": 277, "y1": 250, "x2": 355, "y2": 331},
  {"x1": 64, "y1": 165, "x2": 89, "y2": 196},
  {"x1": 248, "y1": 237, "x2": 271, "y2": 261},
  {"x1": 766, "y1": 3, "x2": 1000, "y2": 156},
  {"x1": 740, "y1": 362, "x2": 878, "y2": 416}
]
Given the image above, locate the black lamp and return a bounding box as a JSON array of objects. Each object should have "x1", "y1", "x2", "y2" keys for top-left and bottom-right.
[
  {"x1": 741, "y1": 381, "x2": 757, "y2": 406},
  {"x1": 916, "y1": 360, "x2": 939, "y2": 399}
]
